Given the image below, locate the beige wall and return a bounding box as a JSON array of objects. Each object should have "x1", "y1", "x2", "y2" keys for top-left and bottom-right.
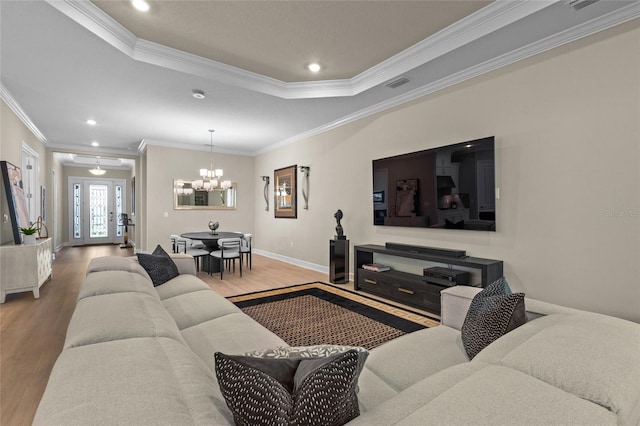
[
  {"x1": 254, "y1": 22, "x2": 640, "y2": 322},
  {"x1": 0, "y1": 101, "x2": 48, "y2": 245},
  {"x1": 142, "y1": 145, "x2": 255, "y2": 253}
]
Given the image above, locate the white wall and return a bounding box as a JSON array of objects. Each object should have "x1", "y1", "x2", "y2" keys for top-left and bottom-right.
[
  {"x1": 254, "y1": 21, "x2": 640, "y2": 322},
  {"x1": 143, "y1": 145, "x2": 255, "y2": 252}
]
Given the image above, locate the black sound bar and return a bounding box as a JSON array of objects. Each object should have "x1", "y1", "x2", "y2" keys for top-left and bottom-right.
[{"x1": 385, "y1": 242, "x2": 467, "y2": 258}]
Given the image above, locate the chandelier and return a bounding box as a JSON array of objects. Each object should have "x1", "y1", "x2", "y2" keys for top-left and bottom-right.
[
  {"x1": 175, "y1": 181, "x2": 193, "y2": 195},
  {"x1": 194, "y1": 129, "x2": 231, "y2": 191},
  {"x1": 89, "y1": 157, "x2": 106, "y2": 176}
]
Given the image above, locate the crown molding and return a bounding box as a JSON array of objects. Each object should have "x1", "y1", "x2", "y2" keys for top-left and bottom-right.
[
  {"x1": 46, "y1": 142, "x2": 138, "y2": 157},
  {"x1": 46, "y1": 0, "x2": 557, "y2": 100},
  {"x1": 350, "y1": 0, "x2": 555, "y2": 93},
  {"x1": 256, "y1": 1, "x2": 640, "y2": 155},
  {"x1": 0, "y1": 83, "x2": 47, "y2": 144},
  {"x1": 137, "y1": 138, "x2": 252, "y2": 157},
  {"x1": 45, "y1": 0, "x2": 137, "y2": 56}
]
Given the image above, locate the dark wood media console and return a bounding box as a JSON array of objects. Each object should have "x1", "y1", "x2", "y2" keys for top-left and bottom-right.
[{"x1": 354, "y1": 244, "x2": 503, "y2": 315}]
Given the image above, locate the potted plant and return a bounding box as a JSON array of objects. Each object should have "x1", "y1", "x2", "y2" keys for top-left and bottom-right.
[{"x1": 19, "y1": 225, "x2": 38, "y2": 245}]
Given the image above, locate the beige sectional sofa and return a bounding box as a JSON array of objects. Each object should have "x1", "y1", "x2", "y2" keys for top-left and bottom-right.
[{"x1": 35, "y1": 256, "x2": 640, "y2": 425}]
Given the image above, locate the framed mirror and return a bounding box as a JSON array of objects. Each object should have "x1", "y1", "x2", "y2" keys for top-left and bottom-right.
[{"x1": 174, "y1": 179, "x2": 236, "y2": 210}]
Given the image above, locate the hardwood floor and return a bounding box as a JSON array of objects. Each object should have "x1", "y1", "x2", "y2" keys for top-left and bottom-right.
[
  {"x1": 0, "y1": 244, "x2": 434, "y2": 425},
  {"x1": 0, "y1": 244, "x2": 328, "y2": 425}
]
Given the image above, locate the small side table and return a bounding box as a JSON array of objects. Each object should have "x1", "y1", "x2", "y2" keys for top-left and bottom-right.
[
  {"x1": 329, "y1": 239, "x2": 349, "y2": 284},
  {"x1": 119, "y1": 224, "x2": 135, "y2": 249}
]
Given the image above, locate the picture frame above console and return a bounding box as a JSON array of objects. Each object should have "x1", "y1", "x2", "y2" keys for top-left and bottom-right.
[{"x1": 274, "y1": 165, "x2": 297, "y2": 219}]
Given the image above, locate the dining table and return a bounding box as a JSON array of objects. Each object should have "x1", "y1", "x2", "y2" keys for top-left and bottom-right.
[
  {"x1": 180, "y1": 231, "x2": 244, "y2": 249},
  {"x1": 180, "y1": 231, "x2": 244, "y2": 274}
]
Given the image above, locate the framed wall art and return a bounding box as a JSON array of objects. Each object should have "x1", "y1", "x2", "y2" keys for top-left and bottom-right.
[
  {"x1": 1, "y1": 161, "x2": 30, "y2": 244},
  {"x1": 274, "y1": 165, "x2": 297, "y2": 218}
]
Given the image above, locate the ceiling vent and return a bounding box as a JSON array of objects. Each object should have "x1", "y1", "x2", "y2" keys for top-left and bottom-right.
[
  {"x1": 568, "y1": 0, "x2": 599, "y2": 11},
  {"x1": 386, "y1": 77, "x2": 410, "y2": 89}
]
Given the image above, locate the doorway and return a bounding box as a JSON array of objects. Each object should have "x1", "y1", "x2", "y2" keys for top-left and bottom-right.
[{"x1": 68, "y1": 177, "x2": 126, "y2": 245}]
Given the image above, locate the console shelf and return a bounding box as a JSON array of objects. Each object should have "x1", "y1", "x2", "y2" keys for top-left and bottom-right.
[{"x1": 354, "y1": 244, "x2": 503, "y2": 315}]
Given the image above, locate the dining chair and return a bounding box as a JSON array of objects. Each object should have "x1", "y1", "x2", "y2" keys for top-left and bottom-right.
[
  {"x1": 171, "y1": 235, "x2": 209, "y2": 271},
  {"x1": 240, "y1": 233, "x2": 252, "y2": 269},
  {"x1": 209, "y1": 238, "x2": 242, "y2": 279}
]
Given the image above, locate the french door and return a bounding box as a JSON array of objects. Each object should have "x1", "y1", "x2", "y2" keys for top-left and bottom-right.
[{"x1": 68, "y1": 177, "x2": 126, "y2": 245}]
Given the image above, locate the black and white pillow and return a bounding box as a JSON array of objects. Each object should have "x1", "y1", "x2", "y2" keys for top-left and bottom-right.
[
  {"x1": 215, "y1": 345, "x2": 368, "y2": 426},
  {"x1": 461, "y1": 277, "x2": 527, "y2": 359},
  {"x1": 136, "y1": 245, "x2": 179, "y2": 286}
]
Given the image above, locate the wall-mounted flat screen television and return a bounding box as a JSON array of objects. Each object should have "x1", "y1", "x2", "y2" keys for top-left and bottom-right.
[{"x1": 372, "y1": 136, "x2": 496, "y2": 231}]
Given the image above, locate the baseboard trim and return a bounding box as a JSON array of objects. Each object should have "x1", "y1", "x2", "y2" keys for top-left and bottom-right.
[{"x1": 253, "y1": 249, "x2": 328, "y2": 274}]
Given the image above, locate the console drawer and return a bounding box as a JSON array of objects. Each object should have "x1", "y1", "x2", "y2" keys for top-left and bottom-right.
[
  {"x1": 357, "y1": 269, "x2": 391, "y2": 297},
  {"x1": 388, "y1": 281, "x2": 427, "y2": 306}
]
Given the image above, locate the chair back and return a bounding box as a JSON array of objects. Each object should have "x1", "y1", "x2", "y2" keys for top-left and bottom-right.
[
  {"x1": 170, "y1": 234, "x2": 187, "y2": 253},
  {"x1": 217, "y1": 238, "x2": 241, "y2": 254},
  {"x1": 241, "y1": 233, "x2": 252, "y2": 249}
]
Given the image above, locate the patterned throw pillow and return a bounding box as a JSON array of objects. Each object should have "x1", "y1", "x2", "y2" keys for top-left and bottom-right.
[
  {"x1": 215, "y1": 346, "x2": 367, "y2": 426},
  {"x1": 136, "y1": 245, "x2": 179, "y2": 286},
  {"x1": 243, "y1": 345, "x2": 369, "y2": 374},
  {"x1": 461, "y1": 277, "x2": 527, "y2": 359}
]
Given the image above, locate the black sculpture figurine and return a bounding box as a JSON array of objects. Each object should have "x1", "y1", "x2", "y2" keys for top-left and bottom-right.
[{"x1": 334, "y1": 209, "x2": 346, "y2": 240}]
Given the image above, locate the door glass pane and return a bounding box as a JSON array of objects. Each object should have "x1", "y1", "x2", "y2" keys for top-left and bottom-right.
[
  {"x1": 115, "y1": 185, "x2": 123, "y2": 237},
  {"x1": 89, "y1": 184, "x2": 109, "y2": 238},
  {"x1": 73, "y1": 183, "x2": 81, "y2": 238}
]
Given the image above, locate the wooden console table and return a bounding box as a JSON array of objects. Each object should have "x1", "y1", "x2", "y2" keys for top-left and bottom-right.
[
  {"x1": 1, "y1": 238, "x2": 52, "y2": 303},
  {"x1": 354, "y1": 244, "x2": 503, "y2": 315}
]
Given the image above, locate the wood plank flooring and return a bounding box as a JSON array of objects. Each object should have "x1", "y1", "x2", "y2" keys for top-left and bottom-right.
[{"x1": 0, "y1": 244, "x2": 434, "y2": 425}]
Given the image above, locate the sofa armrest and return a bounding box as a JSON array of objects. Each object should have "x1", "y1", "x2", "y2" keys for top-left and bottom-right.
[
  {"x1": 440, "y1": 286, "x2": 481, "y2": 330},
  {"x1": 170, "y1": 254, "x2": 196, "y2": 276}
]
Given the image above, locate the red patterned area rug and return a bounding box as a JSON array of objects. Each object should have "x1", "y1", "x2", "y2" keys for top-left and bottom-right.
[{"x1": 228, "y1": 282, "x2": 439, "y2": 350}]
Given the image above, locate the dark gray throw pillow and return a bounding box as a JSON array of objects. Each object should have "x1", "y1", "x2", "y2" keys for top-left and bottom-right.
[
  {"x1": 214, "y1": 349, "x2": 362, "y2": 426},
  {"x1": 136, "y1": 245, "x2": 179, "y2": 286},
  {"x1": 461, "y1": 277, "x2": 527, "y2": 359}
]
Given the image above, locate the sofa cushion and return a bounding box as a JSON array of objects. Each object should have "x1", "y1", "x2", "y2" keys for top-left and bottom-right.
[
  {"x1": 348, "y1": 363, "x2": 617, "y2": 426},
  {"x1": 215, "y1": 350, "x2": 362, "y2": 426},
  {"x1": 78, "y1": 269, "x2": 157, "y2": 301},
  {"x1": 64, "y1": 291, "x2": 185, "y2": 349},
  {"x1": 137, "y1": 245, "x2": 179, "y2": 286},
  {"x1": 161, "y1": 285, "x2": 243, "y2": 330},
  {"x1": 361, "y1": 325, "x2": 469, "y2": 395},
  {"x1": 86, "y1": 255, "x2": 151, "y2": 281},
  {"x1": 474, "y1": 312, "x2": 640, "y2": 425},
  {"x1": 348, "y1": 362, "x2": 486, "y2": 425},
  {"x1": 461, "y1": 277, "x2": 526, "y2": 359},
  {"x1": 180, "y1": 312, "x2": 287, "y2": 371},
  {"x1": 34, "y1": 337, "x2": 234, "y2": 426},
  {"x1": 155, "y1": 274, "x2": 212, "y2": 300}
]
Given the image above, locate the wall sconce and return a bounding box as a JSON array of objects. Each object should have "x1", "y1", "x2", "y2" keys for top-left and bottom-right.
[
  {"x1": 261, "y1": 176, "x2": 270, "y2": 211},
  {"x1": 299, "y1": 166, "x2": 310, "y2": 210}
]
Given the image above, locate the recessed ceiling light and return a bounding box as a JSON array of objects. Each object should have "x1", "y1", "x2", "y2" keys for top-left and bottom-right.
[
  {"x1": 91, "y1": 141, "x2": 99, "y2": 147},
  {"x1": 131, "y1": 0, "x2": 150, "y2": 12},
  {"x1": 307, "y1": 63, "x2": 321, "y2": 73},
  {"x1": 192, "y1": 89, "x2": 205, "y2": 99},
  {"x1": 86, "y1": 119, "x2": 97, "y2": 126}
]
